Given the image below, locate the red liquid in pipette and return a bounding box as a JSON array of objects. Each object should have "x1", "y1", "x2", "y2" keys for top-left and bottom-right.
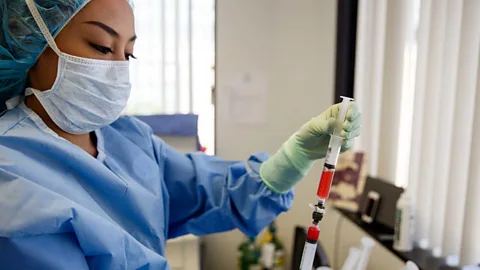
[{"x1": 317, "y1": 169, "x2": 335, "y2": 199}]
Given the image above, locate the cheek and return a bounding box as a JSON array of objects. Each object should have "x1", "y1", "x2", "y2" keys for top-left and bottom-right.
[{"x1": 28, "y1": 50, "x2": 60, "y2": 91}]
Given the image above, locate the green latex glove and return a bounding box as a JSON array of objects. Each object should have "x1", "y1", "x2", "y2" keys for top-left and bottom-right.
[{"x1": 260, "y1": 102, "x2": 361, "y2": 193}]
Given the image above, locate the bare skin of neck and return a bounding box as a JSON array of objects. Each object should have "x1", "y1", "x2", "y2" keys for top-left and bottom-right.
[{"x1": 25, "y1": 95, "x2": 98, "y2": 157}]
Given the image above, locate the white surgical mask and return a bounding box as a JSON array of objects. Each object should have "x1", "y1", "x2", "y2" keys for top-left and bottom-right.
[{"x1": 26, "y1": 0, "x2": 132, "y2": 134}]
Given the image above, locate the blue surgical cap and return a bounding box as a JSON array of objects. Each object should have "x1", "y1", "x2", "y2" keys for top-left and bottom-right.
[{"x1": 0, "y1": 0, "x2": 134, "y2": 111}]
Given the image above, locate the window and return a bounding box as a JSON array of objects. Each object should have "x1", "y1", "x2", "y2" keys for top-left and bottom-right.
[
  {"x1": 125, "y1": 0, "x2": 215, "y2": 154},
  {"x1": 355, "y1": 0, "x2": 480, "y2": 264},
  {"x1": 395, "y1": 0, "x2": 420, "y2": 188}
]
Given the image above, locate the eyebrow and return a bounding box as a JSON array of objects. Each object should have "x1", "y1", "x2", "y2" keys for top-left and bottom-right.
[{"x1": 85, "y1": 21, "x2": 137, "y2": 42}]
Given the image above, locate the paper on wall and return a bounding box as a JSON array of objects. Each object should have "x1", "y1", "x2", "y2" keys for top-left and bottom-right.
[{"x1": 226, "y1": 72, "x2": 268, "y2": 125}]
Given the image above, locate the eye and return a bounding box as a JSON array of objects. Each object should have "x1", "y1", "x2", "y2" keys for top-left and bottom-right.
[
  {"x1": 90, "y1": 43, "x2": 113, "y2": 55},
  {"x1": 125, "y1": 53, "x2": 137, "y2": 61}
]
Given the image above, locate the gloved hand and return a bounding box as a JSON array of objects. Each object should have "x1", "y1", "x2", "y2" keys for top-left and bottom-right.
[{"x1": 260, "y1": 103, "x2": 361, "y2": 193}]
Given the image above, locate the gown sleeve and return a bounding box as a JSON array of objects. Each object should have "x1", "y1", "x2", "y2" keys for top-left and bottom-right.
[
  {"x1": 151, "y1": 136, "x2": 295, "y2": 239},
  {"x1": 0, "y1": 233, "x2": 89, "y2": 269},
  {"x1": 0, "y1": 167, "x2": 89, "y2": 270}
]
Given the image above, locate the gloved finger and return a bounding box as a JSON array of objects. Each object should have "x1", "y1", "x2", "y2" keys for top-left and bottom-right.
[
  {"x1": 346, "y1": 103, "x2": 360, "y2": 121},
  {"x1": 346, "y1": 110, "x2": 361, "y2": 125},
  {"x1": 342, "y1": 115, "x2": 362, "y2": 132},
  {"x1": 341, "y1": 138, "x2": 353, "y2": 152},
  {"x1": 352, "y1": 127, "x2": 361, "y2": 138},
  {"x1": 341, "y1": 127, "x2": 361, "y2": 139}
]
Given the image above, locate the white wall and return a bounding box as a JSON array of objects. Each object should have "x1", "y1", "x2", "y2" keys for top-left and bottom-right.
[{"x1": 205, "y1": 0, "x2": 337, "y2": 269}]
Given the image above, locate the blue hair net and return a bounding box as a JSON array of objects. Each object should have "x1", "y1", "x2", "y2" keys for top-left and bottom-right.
[{"x1": 0, "y1": 0, "x2": 134, "y2": 111}]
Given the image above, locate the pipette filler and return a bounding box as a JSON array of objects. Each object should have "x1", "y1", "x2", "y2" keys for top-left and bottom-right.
[{"x1": 299, "y1": 96, "x2": 354, "y2": 270}]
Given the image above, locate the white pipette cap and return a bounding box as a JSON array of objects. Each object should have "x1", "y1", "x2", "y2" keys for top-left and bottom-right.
[
  {"x1": 419, "y1": 239, "x2": 429, "y2": 249},
  {"x1": 445, "y1": 255, "x2": 460, "y2": 266},
  {"x1": 361, "y1": 236, "x2": 376, "y2": 248},
  {"x1": 340, "y1": 96, "x2": 355, "y2": 101},
  {"x1": 403, "y1": 261, "x2": 420, "y2": 270},
  {"x1": 432, "y1": 247, "x2": 442, "y2": 257}
]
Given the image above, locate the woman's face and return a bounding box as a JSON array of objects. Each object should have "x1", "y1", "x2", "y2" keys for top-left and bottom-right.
[{"x1": 28, "y1": 0, "x2": 136, "y2": 91}]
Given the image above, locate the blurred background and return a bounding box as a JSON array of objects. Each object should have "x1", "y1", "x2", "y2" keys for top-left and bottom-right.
[{"x1": 125, "y1": 0, "x2": 480, "y2": 269}]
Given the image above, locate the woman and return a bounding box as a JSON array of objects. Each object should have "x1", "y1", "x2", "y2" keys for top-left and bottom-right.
[{"x1": 0, "y1": 0, "x2": 361, "y2": 269}]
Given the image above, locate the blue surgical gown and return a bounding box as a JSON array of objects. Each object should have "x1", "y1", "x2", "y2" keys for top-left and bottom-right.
[{"x1": 0, "y1": 103, "x2": 294, "y2": 269}]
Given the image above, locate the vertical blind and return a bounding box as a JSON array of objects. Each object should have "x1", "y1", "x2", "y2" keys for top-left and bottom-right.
[
  {"x1": 355, "y1": 0, "x2": 480, "y2": 265},
  {"x1": 125, "y1": 0, "x2": 215, "y2": 153}
]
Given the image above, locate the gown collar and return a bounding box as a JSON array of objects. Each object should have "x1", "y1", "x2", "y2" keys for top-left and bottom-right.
[{"x1": 18, "y1": 102, "x2": 106, "y2": 163}]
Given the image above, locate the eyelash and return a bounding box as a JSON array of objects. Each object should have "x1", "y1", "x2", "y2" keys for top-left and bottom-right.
[
  {"x1": 91, "y1": 43, "x2": 112, "y2": 55},
  {"x1": 125, "y1": 53, "x2": 137, "y2": 60},
  {"x1": 90, "y1": 43, "x2": 136, "y2": 60}
]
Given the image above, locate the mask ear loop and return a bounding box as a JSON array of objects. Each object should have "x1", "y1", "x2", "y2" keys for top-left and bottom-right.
[{"x1": 25, "y1": 0, "x2": 62, "y2": 56}]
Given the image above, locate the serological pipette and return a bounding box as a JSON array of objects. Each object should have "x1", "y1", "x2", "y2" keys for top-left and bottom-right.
[{"x1": 299, "y1": 96, "x2": 354, "y2": 270}]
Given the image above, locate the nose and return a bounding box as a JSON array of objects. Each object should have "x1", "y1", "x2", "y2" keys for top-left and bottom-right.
[{"x1": 113, "y1": 51, "x2": 127, "y2": 61}]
